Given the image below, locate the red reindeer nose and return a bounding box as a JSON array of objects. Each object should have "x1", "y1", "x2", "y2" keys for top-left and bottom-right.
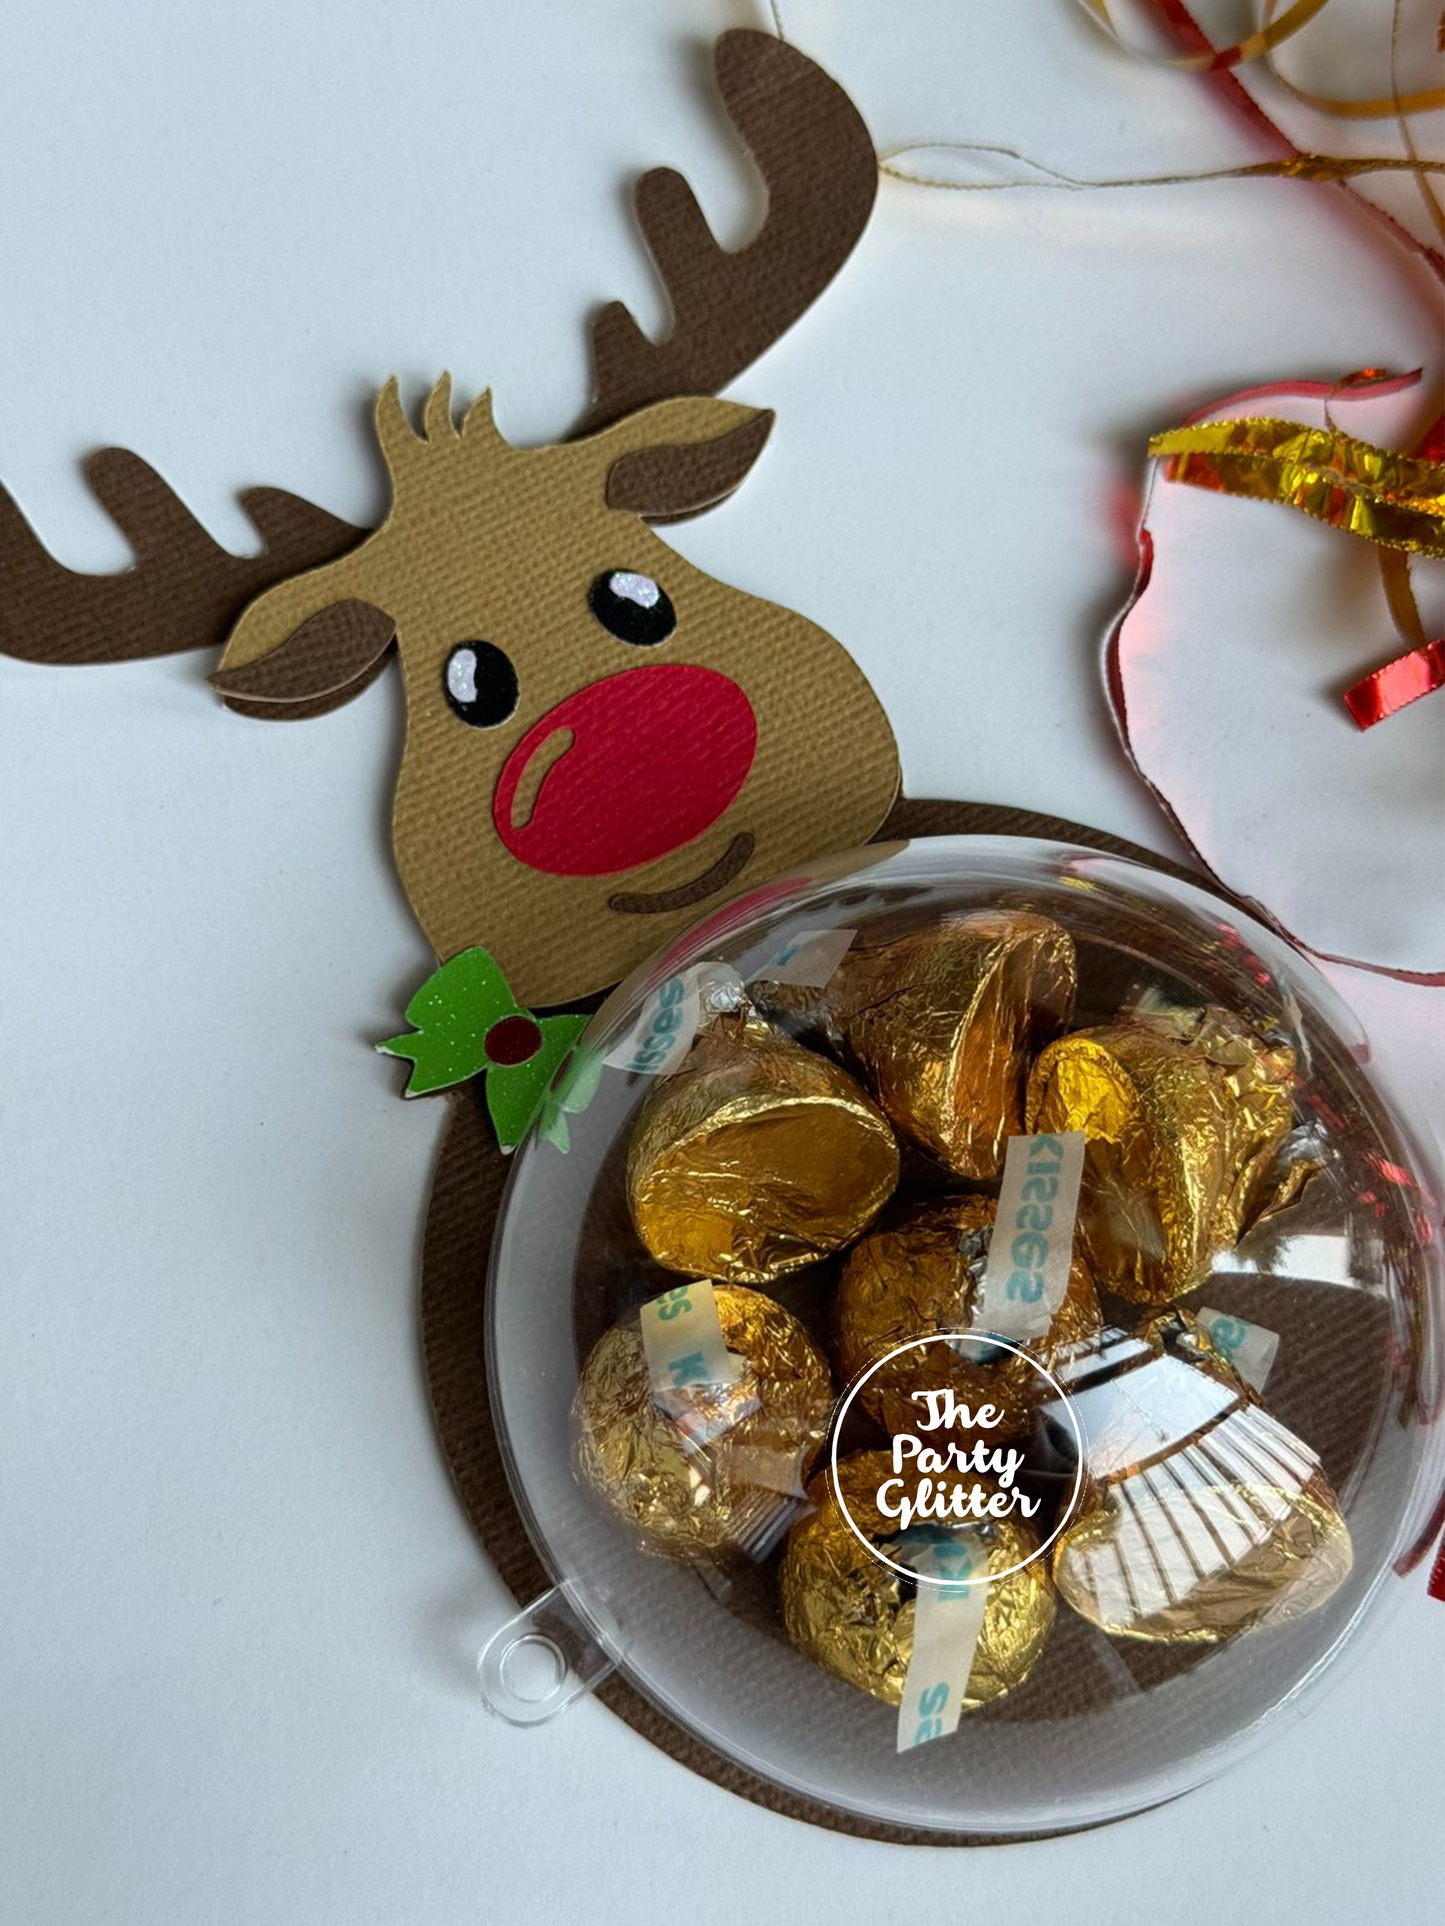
[{"x1": 492, "y1": 664, "x2": 757, "y2": 877}]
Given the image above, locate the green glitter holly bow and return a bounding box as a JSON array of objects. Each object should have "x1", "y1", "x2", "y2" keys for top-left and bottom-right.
[{"x1": 377, "y1": 947, "x2": 599, "y2": 1151}]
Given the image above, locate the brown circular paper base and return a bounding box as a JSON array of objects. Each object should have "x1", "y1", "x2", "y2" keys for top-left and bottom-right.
[{"x1": 415, "y1": 801, "x2": 1366, "y2": 1846}]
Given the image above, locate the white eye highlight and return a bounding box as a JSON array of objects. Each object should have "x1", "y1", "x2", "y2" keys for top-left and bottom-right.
[
  {"x1": 609, "y1": 571, "x2": 661, "y2": 609},
  {"x1": 447, "y1": 647, "x2": 479, "y2": 705},
  {"x1": 443, "y1": 641, "x2": 519, "y2": 728},
  {"x1": 588, "y1": 571, "x2": 676, "y2": 646}
]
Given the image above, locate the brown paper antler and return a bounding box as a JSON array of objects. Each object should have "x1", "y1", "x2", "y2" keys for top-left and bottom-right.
[
  {"x1": 0, "y1": 32, "x2": 876, "y2": 670},
  {"x1": 0, "y1": 448, "x2": 360, "y2": 666},
  {"x1": 578, "y1": 29, "x2": 876, "y2": 431}
]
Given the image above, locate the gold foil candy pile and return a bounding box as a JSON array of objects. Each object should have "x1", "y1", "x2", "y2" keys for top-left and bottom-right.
[
  {"x1": 595, "y1": 905, "x2": 1352, "y2": 1711},
  {"x1": 833, "y1": 1194, "x2": 1101, "y2": 1441},
  {"x1": 627, "y1": 1006, "x2": 899, "y2": 1284},
  {"x1": 574, "y1": 1283, "x2": 834, "y2": 1561},
  {"x1": 1049, "y1": 1312, "x2": 1351, "y2": 1643},
  {"x1": 1027, "y1": 1005, "x2": 1299, "y2": 1303},
  {"x1": 756, "y1": 910, "x2": 1076, "y2": 1179},
  {"x1": 780, "y1": 1451, "x2": 1054, "y2": 1708}
]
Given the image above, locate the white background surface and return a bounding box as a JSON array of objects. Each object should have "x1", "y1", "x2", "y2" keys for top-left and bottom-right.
[{"x1": 2, "y1": 3, "x2": 1441, "y2": 1922}]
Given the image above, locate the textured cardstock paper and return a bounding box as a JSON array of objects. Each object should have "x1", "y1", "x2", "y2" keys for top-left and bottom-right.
[
  {"x1": 576, "y1": 29, "x2": 876, "y2": 433},
  {"x1": 0, "y1": 449, "x2": 362, "y2": 666},
  {"x1": 209, "y1": 381, "x2": 898, "y2": 1006},
  {"x1": 1, "y1": 31, "x2": 893, "y2": 1010},
  {"x1": 0, "y1": 34, "x2": 875, "y2": 676}
]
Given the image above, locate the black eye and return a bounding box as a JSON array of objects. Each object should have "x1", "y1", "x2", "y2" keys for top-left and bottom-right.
[
  {"x1": 588, "y1": 570, "x2": 676, "y2": 646},
  {"x1": 444, "y1": 642, "x2": 518, "y2": 728}
]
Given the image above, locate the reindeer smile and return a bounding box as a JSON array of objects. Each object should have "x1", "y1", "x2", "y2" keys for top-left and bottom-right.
[{"x1": 606, "y1": 830, "x2": 756, "y2": 915}]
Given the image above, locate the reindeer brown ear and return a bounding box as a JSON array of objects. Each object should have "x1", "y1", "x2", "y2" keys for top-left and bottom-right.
[
  {"x1": 209, "y1": 598, "x2": 396, "y2": 720},
  {"x1": 597, "y1": 400, "x2": 774, "y2": 523}
]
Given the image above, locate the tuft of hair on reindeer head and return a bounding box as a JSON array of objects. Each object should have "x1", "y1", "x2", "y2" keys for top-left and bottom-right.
[{"x1": 0, "y1": 31, "x2": 899, "y2": 1006}]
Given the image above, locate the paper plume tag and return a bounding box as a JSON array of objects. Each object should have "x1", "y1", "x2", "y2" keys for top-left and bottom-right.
[
  {"x1": 976, "y1": 1132, "x2": 1085, "y2": 1342},
  {"x1": 604, "y1": 963, "x2": 745, "y2": 1079},
  {"x1": 640, "y1": 1282, "x2": 741, "y2": 1395},
  {"x1": 895, "y1": 1534, "x2": 988, "y2": 1752},
  {"x1": 1195, "y1": 1305, "x2": 1281, "y2": 1392},
  {"x1": 605, "y1": 971, "x2": 701, "y2": 1079},
  {"x1": 754, "y1": 926, "x2": 856, "y2": 988}
]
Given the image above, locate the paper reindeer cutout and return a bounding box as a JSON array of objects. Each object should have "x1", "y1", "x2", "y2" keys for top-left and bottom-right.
[{"x1": 0, "y1": 31, "x2": 898, "y2": 1006}]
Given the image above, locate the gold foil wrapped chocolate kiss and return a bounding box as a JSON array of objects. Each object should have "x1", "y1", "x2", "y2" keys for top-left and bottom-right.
[
  {"x1": 627, "y1": 1006, "x2": 899, "y2": 1284},
  {"x1": 780, "y1": 1451, "x2": 1054, "y2": 1707},
  {"x1": 1050, "y1": 1311, "x2": 1352, "y2": 1643},
  {"x1": 1027, "y1": 1005, "x2": 1303, "y2": 1303},
  {"x1": 755, "y1": 910, "x2": 1076, "y2": 1179},
  {"x1": 833, "y1": 1194, "x2": 1101, "y2": 1442},
  {"x1": 574, "y1": 1283, "x2": 834, "y2": 1561}
]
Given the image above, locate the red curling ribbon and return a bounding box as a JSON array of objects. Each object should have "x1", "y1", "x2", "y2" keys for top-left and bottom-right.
[
  {"x1": 1173, "y1": 370, "x2": 1428, "y2": 426},
  {"x1": 1403, "y1": 1481, "x2": 1445, "y2": 1600},
  {"x1": 1105, "y1": 520, "x2": 1445, "y2": 986},
  {"x1": 1109, "y1": 15, "x2": 1445, "y2": 1588},
  {"x1": 1344, "y1": 639, "x2": 1445, "y2": 729},
  {"x1": 1145, "y1": 0, "x2": 1445, "y2": 285},
  {"x1": 1394, "y1": 1484, "x2": 1445, "y2": 1598},
  {"x1": 1419, "y1": 415, "x2": 1445, "y2": 462},
  {"x1": 1090, "y1": 11, "x2": 1442, "y2": 968}
]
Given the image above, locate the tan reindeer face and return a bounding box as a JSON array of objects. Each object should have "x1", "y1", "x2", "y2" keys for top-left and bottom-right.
[
  {"x1": 213, "y1": 379, "x2": 898, "y2": 1004},
  {"x1": 0, "y1": 30, "x2": 892, "y2": 1007}
]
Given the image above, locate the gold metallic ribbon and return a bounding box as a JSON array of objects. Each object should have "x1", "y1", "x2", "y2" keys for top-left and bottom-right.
[
  {"x1": 770, "y1": 6, "x2": 1445, "y2": 707},
  {"x1": 1152, "y1": 385, "x2": 1445, "y2": 725},
  {"x1": 1148, "y1": 418, "x2": 1445, "y2": 557}
]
